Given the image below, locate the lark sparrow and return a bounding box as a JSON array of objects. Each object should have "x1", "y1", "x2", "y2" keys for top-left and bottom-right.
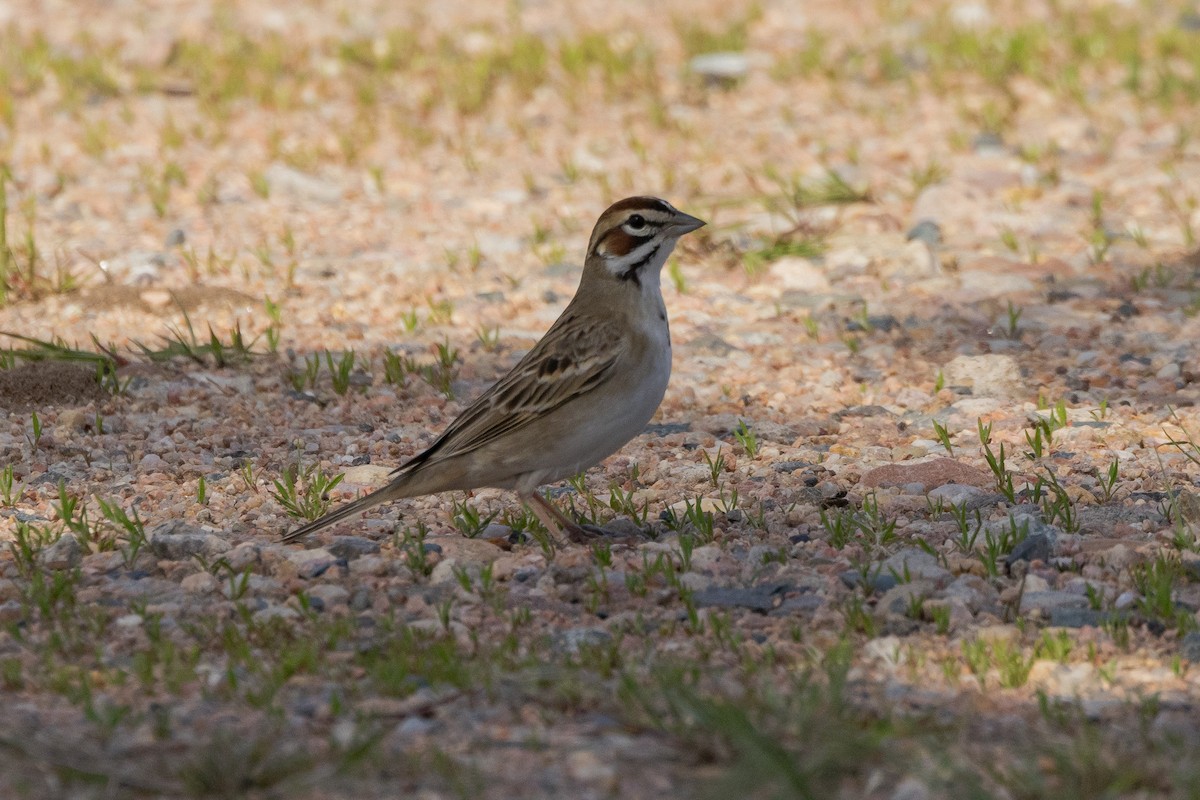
[{"x1": 283, "y1": 196, "x2": 705, "y2": 544}]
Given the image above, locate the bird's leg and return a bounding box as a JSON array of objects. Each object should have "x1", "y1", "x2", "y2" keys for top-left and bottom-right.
[{"x1": 522, "y1": 491, "x2": 600, "y2": 545}]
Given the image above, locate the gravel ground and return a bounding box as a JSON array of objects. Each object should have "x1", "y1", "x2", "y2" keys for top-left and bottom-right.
[{"x1": 2, "y1": 0, "x2": 1200, "y2": 797}]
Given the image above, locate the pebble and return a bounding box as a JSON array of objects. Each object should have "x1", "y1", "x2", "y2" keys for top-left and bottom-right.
[
  {"x1": 942, "y1": 354, "x2": 1025, "y2": 398},
  {"x1": 861, "y1": 457, "x2": 991, "y2": 492},
  {"x1": 693, "y1": 584, "x2": 787, "y2": 613},
  {"x1": 328, "y1": 535, "x2": 381, "y2": 560},
  {"x1": 880, "y1": 548, "x2": 951, "y2": 584},
  {"x1": 1020, "y1": 591, "x2": 1089, "y2": 615},
  {"x1": 38, "y1": 534, "x2": 81, "y2": 569},
  {"x1": 181, "y1": 572, "x2": 218, "y2": 594},
  {"x1": 149, "y1": 521, "x2": 231, "y2": 560},
  {"x1": 1049, "y1": 608, "x2": 1125, "y2": 628},
  {"x1": 905, "y1": 220, "x2": 942, "y2": 246},
  {"x1": 688, "y1": 52, "x2": 749, "y2": 84},
  {"x1": 1005, "y1": 533, "x2": 1054, "y2": 567},
  {"x1": 286, "y1": 547, "x2": 339, "y2": 579},
  {"x1": 1180, "y1": 632, "x2": 1200, "y2": 662},
  {"x1": 308, "y1": 584, "x2": 350, "y2": 607}
]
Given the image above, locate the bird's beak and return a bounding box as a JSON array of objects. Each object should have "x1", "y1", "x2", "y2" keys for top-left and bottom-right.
[{"x1": 670, "y1": 212, "x2": 707, "y2": 235}]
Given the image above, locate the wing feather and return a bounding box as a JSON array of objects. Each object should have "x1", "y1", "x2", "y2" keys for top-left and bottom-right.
[{"x1": 393, "y1": 311, "x2": 624, "y2": 473}]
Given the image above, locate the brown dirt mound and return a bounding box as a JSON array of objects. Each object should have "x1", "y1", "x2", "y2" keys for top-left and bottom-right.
[{"x1": 0, "y1": 361, "x2": 108, "y2": 411}]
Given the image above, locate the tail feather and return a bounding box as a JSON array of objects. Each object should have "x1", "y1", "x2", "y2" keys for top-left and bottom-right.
[{"x1": 281, "y1": 484, "x2": 400, "y2": 543}]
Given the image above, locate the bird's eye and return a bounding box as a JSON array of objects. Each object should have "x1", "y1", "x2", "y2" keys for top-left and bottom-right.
[{"x1": 626, "y1": 214, "x2": 648, "y2": 232}]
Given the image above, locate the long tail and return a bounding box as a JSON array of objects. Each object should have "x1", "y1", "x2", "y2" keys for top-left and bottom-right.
[{"x1": 281, "y1": 483, "x2": 404, "y2": 543}]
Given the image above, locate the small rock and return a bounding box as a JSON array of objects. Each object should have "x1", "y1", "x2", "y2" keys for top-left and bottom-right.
[
  {"x1": 478, "y1": 523, "x2": 515, "y2": 540},
  {"x1": 1023, "y1": 574, "x2": 1051, "y2": 593},
  {"x1": 308, "y1": 584, "x2": 350, "y2": 607},
  {"x1": 861, "y1": 457, "x2": 991, "y2": 492},
  {"x1": 875, "y1": 581, "x2": 935, "y2": 619},
  {"x1": 394, "y1": 716, "x2": 436, "y2": 737},
  {"x1": 1006, "y1": 533, "x2": 1054, "y2": 567},
  {"x1": 890, "y1": 776, "x2": 932, "y2": 800},
  {"x1": 769, "y1": 257, "x2": 831, "y2": 292},
  {"x1": 1020, "y1": 591, "x2": 1089, "y2": 615},
  {"x1": 942, "y1": 354, "x2": 1025, "y2": 398},
  {"x1": 880, "y1": 548, "x2": 951, "y2": 584},
  {"x1": 38, "y1": 534, "x2": 81, "y2": 569},
  {"x1": 350, "y1": 587, "x2": 372, "y2": 610},
  {"x1": 429, "y1": 558, "x2": 459, "y2": 585},
  {"x1": 971, "y1": 130, "x2": 1004, "y2": 152},
  {"x1": 693, "y1": 584, "x2": 787, "y2": 613},
  {"x1": 287, "y1": 547, "x2": 339, "y2": 579},
  {"x1": 328, "y1": 536, "x2": 380, "y2": 560},
  {"x1": 350, "y1": 555, "x2": 386, "y2": 578},
  {"x1": 839, "y1": 569, "x2": 898, "y2": 594},
  {"x1": 149, "y1": 520, "x2": 230, "y2": 560},
  {"x1": 942, "y1": 574, "x2": 995, "y2": 613},
  {"x1": 1049, "y1": 608, "x2": 1123, "y2": 628},
  {"x1": 928, "y1": 483, "x2": 992, "y2": 508},
  {"x1": 688, "y1": 52, "x2": 749, "y2": 85},
  {"x1": 601, "y1": 517, "x2": 645, "y2": 538},
  {"x1": 224, "y1": 543, "x2": 262, "y2": 573},
  {"x1": 1114, "y1": 590, "x2": 1139, "y2": 610},
  {"x1": 57, "y1": 408, "x2": 93, "y2": 432},
  {"x1": 1179, "y1": 632, "x2": 1200, "y2": 662},
  {"x1": 253, "y1": 603, "x2": 300, "y2": 623},
  {"x1": 1157, "y1": 362, "x2": 1181, "y2": 380},
  {"x1": 180, "y1": 572, "x2": 218, "y2": 594},
  {"x1": 0, "y1": 601, "x2": 23, "y2": 624},
  {"x1": 905, "y1": 220, "x2": 942, "y2": 246}
]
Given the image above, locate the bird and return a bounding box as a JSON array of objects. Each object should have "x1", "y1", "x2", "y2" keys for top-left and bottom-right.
[{"x1": 282, "y1": 196, "x2": 705, "y2": 544}]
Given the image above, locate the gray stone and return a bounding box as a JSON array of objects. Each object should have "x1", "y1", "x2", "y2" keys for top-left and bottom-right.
[
  {"x1": 1005, "y1": 533, "x2": 1054, "y2": 567},
  {"x1": 1020, "y1": 591, "x2": 1089, "y2": 615},
  {"x1": 928, "y1": 484, "x2": 994, "y2": 509},
  {"x1": 328, "y1": 535, "x2": 380, "y2": 560},
  {"x1": 880, "y1": 548, "x2": 951, "y2": 585},
  {"x1": 890, "y1": 776, "x2": 932, "y2": 800},
  {"x1": 905, "y1": 219, "x2": 942, "y2": 246},
  {"x1": 308, "y1": 584, "x2": 349, "y2": 607},
  {"x1": 942, "y1": 575, "x2": 995, "y2": 613},
  {"x1": 839, "y1": 569, "x2": 899, "y2": 594},
  {"x1": 693, "y1": 584, "x2": 788, "y2": 613},
  {"x1": 1050, "y1": 607, "x2": 1126, "y2": 628},
  {"x1": 876, "y1": 580, "x2": 935, "y2": 619},
  {"x1": 287, "y1": 547, "x2": 339, "y2": 579},
  {"x1": 149, "y1": 520, "x2": 230, "y2": 560},
  {"x1": 770, "y1": 594, "x2": 824, "y2": 614},
  {"x1": 350, "y1": 587, "x2": 372, "y2": 611},
  {"x1": 689, "y1": 52, "x2": 749, "y2": 84},
  {"x1": 38, "y1": 534, "x2": 81, "y2": 569},
  {"x1": 1181, "y1": 632, "x2": 1200, "y2": 662},
  {"x1": 479, "y1": 523, "x2": 515, "y2": 540},
  {"x1": 601, "y1": 517, "x2": 646, "y2": 538}
]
